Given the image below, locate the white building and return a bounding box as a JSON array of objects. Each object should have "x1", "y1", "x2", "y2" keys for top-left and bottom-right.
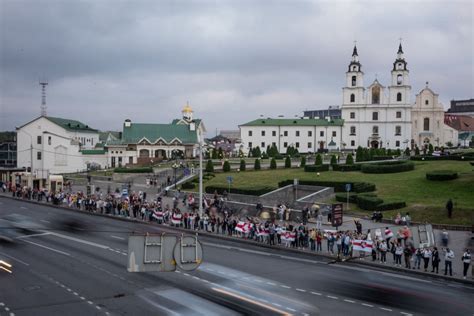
[
  {"x1": 411, "y1": 84, "x2": 458, "y2": 148},
  {"x1": 341, "y1": 44, "x2": 412, "y2": 150},
  {"x1": 239, "y1": 118, "x2": 344, "y2": 154},
  {"x1": 16, "y1": 116, "x2": 107, "y2": 188}
]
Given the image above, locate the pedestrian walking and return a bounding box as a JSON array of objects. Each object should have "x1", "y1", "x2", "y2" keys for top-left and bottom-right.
[
  {"x1": 443, "y1": 248, "x2": 455, "y2": 276},
  {"x1": 462, "y1": 249, "x2": 471, "y2": 279},
  {"x1": 446, "y1": 199, "x2": 453, "y2": 218}
]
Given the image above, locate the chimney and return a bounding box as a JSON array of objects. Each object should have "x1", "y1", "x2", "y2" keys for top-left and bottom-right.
[{"x1": 124, "y1": 119, "x2": 131, "y2": 128}]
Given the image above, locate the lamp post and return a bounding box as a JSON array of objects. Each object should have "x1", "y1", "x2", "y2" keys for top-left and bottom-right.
[
  {"x1": 16, "y1": 128, "x2": 34, "y2": 188},
  {"x1": 171, "y1": 162, "x2": 178, "y2": 189},
  {"x1": 198, "y1": 141, "x2": 204, "y2": 217}
]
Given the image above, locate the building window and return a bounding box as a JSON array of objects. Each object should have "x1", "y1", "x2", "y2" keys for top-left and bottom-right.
[
  {"x1": 372, "y1": 112, "x2": 378, "y2": 121},
  {"x1": 397, "y1": 74, "x2": 402, "y2": 85},
  {"x1": 308, "y1": 142, "x2": 312, "y2": 148},
  {"x1": 350, "y1": 126, "x2": 356, "y2": 135},
  {"x1": 424, "y1": 118, "x2": 430, "y2": 131},
  {"x1": 395, "y1": 126, "x2": 401, "y2": 136},
  {"x1": 373, "y1": 126, "x2": 379, "y2": 134},
  {"x1": 395, "y1": 140, "x2": 400, "y2": 147},
  {"x1": 284, "y1": 131, "x2": 288, "y2": 137},
  {"x1": 351, "y1": 76, "x2": 356, "y2": 86},
  {"x1": 397, "y1": 92, "x2": 402, "y2": 102},
  {"x1": 332, "y1": 131, "x2": 336, "y2": 137},
  {"x1": 396, "y1": 111, "x2": 402, "y2": 118},
  {"x1": 248, "y1": 131, "x2": 252, "y2": 136},
  {"x1": 37, "y1": 151, "x2": 42, "y2": 160},
  {"x1": 248, "y1": 142, "x2": 252, "y2": 148},
  {"x1": 350, "y1": 112, "x2": 355, "y2": 119},
  {"x1": 296, "y1": 131, "x2": 300, "y2": 137},
  {"x1": 272, "y1": 131, "x2": 276, "y2": 137},
  {"x1": 37, "y1": 135, "x2": 42, "y2": 144},
  {"x1": 372, "y1": 86, "x2": 380, "y2": 104},
  {"x1": 261, "y1": 142, "x2": 265, "y2": 148},
  {"x1": 261, "y1": 131, "x2": 265, "y2": 136},
  {"x1": 320, "y1": 131, "x2": 324, "y2": 137},
  {"x1": 350, "y1": 94, "x2": 355, "y2": 103},
  {"x1": 272, "y1": 142, "x2": 276, "y2": 147},
  {"x1": 283, "y1": 142, "x2": 288, "y2": 148},
  {"x1": 351, "y1": 140, "x2": 355, "y2": 146},
  {"x1": 295, "y1": 142, "x2": 300, "y2": 148},
  {"x1": 48, "y1": 136, "x2": 51, "y2": 145},
  {"x1": 425, "y1": 100, "x2": 429, "y2": 105},
  {"x1": 308, "y1": 131, "x2": 312, "y2": 137}
]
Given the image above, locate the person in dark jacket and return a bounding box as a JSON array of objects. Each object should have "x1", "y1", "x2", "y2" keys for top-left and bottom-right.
[{"x1": 431, "y1": 247, "x2": 440, "y2": 273}]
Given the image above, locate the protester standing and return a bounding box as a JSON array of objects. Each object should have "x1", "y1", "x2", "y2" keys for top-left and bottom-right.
[
  {"x1": 431, "y1": 247, "x2": 440, "y2": 273},
  {"x1": 444, "y1": 248, "x2": 454, "y2": 276},
  {"x1": 462, "y1": 249, "x2": 471, "y2": 279}
]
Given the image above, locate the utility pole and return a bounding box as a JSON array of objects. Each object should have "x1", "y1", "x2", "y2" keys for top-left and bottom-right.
[{"x1": 198, "y1": 141, "x2": 203, "y2": 217}]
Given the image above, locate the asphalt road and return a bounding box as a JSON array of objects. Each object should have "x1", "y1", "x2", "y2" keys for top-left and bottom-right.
[{"x1": 0, "y1": 197, "x2": 473, "y2": 316}]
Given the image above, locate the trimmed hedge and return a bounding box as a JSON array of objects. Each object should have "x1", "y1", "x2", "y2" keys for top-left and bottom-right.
[
  {"x1": 205, "y1": 185, "x2": 274, "y2": 196},
  {"x1": 181, "y1": 182, "x2": 196, "y2": 189},
  {"x1": 372, "y1": 155, "x2": 395, "y2": 161},
  {"x1": 411, "y1": 155, "x2": 474, "y2": 161},
  {"x1": 304, "y1": 164, "x2": 330, "y2": 172},
  {"x1": 378, "y1": 201, "x2": 406, "y2": 211},
  {"x1": 356, "y1": 195, "x2": 384, "y2": 211},
  {"x1": 114, "y1": 167, "x2": 153, "y2": 173},
  {"x1": 332, "y1": 164, "x2": 361, "y2": 172},
  {"x1": 278, "y1": 180, "x2": 376, "y2": 193},
  {"x1": 426, "y1": 170, "x2": 458, "y2": 181},
  {"x1": 335, "y1": 192, "x2": 358, "y2": 203},
  {"x1": 361, "y1": 161, "x2": 414, "y2": 174}
]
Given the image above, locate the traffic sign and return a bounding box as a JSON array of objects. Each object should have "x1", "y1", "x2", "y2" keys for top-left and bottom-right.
[
  {"x1": 226, "y1": 176, "x2": 233, "y2": 184},
  {"x1": 345, "y1": 183, "x2": 351, "y2": 192},
  {"x1": 331, "y1": 203, "x2": 343, "y2": 228},
  {"x1": 173, "y1": 235, "x2": 203, "y2": 271}
]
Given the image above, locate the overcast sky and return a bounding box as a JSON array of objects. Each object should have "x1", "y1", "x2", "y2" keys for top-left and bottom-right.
[{"x1": 1, "y1": 0, "x2": 472, "y2": 136}]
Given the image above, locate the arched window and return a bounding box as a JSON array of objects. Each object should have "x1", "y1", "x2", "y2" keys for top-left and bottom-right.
[
  {"x1": 372, "y1": 86, "x2": 380, "y2": 104},
  {"x1": 350, "y1": 94, "x2": 355, "y2": 103},
  {"x1": 397, "y1": 74, "x2": 402, "y2": 85},
  {"x1": 351, "y1": 76, "x2": 356, "y2": 87},
  {"x1": 397, "y1": 92, "x2": 402, "y2": 102},
  {"x1": 372, "y1": 126, "x2": 379, "y2": 134},
  {"x1": 423, "y1": 118, "x2": 430, "y2": 131}
]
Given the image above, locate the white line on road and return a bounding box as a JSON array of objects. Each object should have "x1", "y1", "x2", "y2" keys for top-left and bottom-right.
[
  {"x1": 87, "y1": 301, "x2": 93, "y2": 305},
  {"x1": 296, "y1": 288, "x2": 306, "y2": 292},
  {"x1": 310, "y1": 291, "x2": 322, "y2": 296},
  {"x1": 362, "y1": 303, "x2": 374, "y2": 308},
  {"x1": 266, "y1": 282, "x2": 276, "y2": 286},
  {"x1": 280, "y1": 285, "x2": 291, "y2": 289},
  {"x1": 273, "y1": 303, "x2": 282, "y2": 307},
  {"x1": 22, "y1": 239, "x2": 71, "y2": 256},
  {"x1": 286, "y1": 307, "x2": 297, "y2": 312},
  {"x1": 400, "y1": 312, "x2": 413, "y2": 316},
  {"x1": 0, "y1": 252, "x2": 30, "y2": 266},
  {"x1": 344, "y1": 299, "x2": 355, "y2": 303},
  {"x1": 49, "y1": 232, "x2": 109, "y2": 249},
  {"x1": 16, "y1": 232, "x2": 51, "y2": 239},
  {"x1": 110, "y1": 235, "x2": 125, "y2": 240},
  {"x1": 20, "y1": 206, "x2": 27, "y2": 209},
  {"x1": 327, "y1": 295, "x2": 338, "y2": 300},
  {"x1": 380, "y1": 307, "x2": 393, "y2": 312},
  {"x1": 40, "y1": 220, "x2": 51, "y2": 223}
]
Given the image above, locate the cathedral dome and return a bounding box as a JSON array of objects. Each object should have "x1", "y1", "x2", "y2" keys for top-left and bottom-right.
[{"x1": 182, "y1": 103, "x2": 193, "y2": 113}]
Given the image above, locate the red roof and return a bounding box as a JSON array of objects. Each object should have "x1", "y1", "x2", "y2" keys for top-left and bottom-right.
[{"x1": 444, "y1": 114, "x2": 474, "y2": 131}]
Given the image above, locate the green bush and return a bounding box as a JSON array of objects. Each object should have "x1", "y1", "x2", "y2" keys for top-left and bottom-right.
[
  {"x1": 205, "y1": 185, "x2": 274, "y2": 196},
  {"x1": 411, "y1": 155, "x2": 474, "y2": 161},
  {"x1": 361, "y1": 161, "x2": 415, "y2": 174},
  {"x1": 285, "y1": 156, "x2": 291, "y2": 168},
  {"x1": 426, "y1": 170, "x2": 458, "y2": 181},
  {"x1": 240, "y1": 159, "x2": 246, "y2": 171},
  {"x1": 270, "y1": 158, "x2": 277, "y2": 169},
  {"x1": 300, "y1": 156, "x2": 306, "y2": 168},
  {"x1": 181, "y1": 182, "x2": 196, "y2": 190},
  {"x1": 372, "y1": 156, "x2": 394, "y2": 161},
  {"x1": 335, "y1": 192, "x2": 358, "y2": 203},
  {"x1": 205, "y1": 159, "x2": 214, "y2": 173},
  {"x1": 352, "y1": 182, "x2": 376, "y2": 193},
  {"x1": 346, "y1": 153, "x2": 354, "y2": 165},
  {"x1": 223, "y1": 160, "x2": 231, "y2": 172},
  {"x1": 332, "y1": 164, "x2": 361, "y2": 172},
  {"x1": 114, "y1": 167, "x2": 153, "y2": 173},
  {"x1": 330, "y1": 155, "x2": 337, "y2": 165},
  {"x1": 304, "y1": 164, "x2": 330, "y2": 172},
  {"x1": 315, "y1": 154, "x2": 323, "y2": 165},
  {"x1": 378, "y1": 201, "x2": 406, "y2": 211},
  {"x1": 254, "y1": 158, "x2": 261, "y2": 170},
  {"x1": 356, "y1": 195, "x2": 384, "y2": 211}
]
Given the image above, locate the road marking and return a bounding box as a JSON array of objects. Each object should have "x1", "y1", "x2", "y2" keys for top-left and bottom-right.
[
  {"x1": 280, "y1": 285, "x2": 291, "y2": 289},
  {"x1": 362, "y1": 303, "x2": 374, "y2": 308},
  {"x1": 344, "y1": 299, "x2": 355, "y2": 303},
  {"x1": 273, "y1": 303, "x2": 282, "y2": 307},
  {"x1": 22, "y1": 239, "x2": 71, "y2": 256},
  {"x1": 40, "y1": 219, "x2": 51, "y2": 223},
  {"x1": 49, "y1": 232, "x2": 109, "y2": 249},
  {"x1": 296, "y1": 288, "x2": 306, "y2": 292},
  {"x1": 184, "y1": 273, "x2": 190, "y2": 277},
  {"x1": 0, "y1": 252, "x2": 30, "y2": 266},
  {"x1": 311, "y1": 291, "x2": 322, "y2": 296},
  {"x1": 400, "y1": 313, "x2": 413, "y2": 316},
  {"x1": 110, "y1": 235, "x2": 125, "y2": 240},
  {"x1": 20, "y1": 206, "x2": 27, "y2": 209},
  {"x1": 87, "y1": 301, "x2": 93, "y2": 305},
  {"x1": 192, "y1": 276, "x2": 200, "y2": 280},
  {"x1": 286, "y1": 307, "x2": 297, "y2": 312},
  {"x1": 73, "y1": 292, "x2": 79, "y2": 296},
  {"x1": 266, "y1": 282, "x2": 276, "y2": 286},
  {"x1": 327, "y1": 295, "x2": 338, "y2": 300},
  {"x1": 80, "y1": 297, "x2": 86, "y2": 300},
  {"x1": 95, "y1": 306, "x2": 101, "y2": 310},
  {"x1": 16, "y1": 232, "x2": 51, "y2": 239},
  {"x1": 380, "y1": 307, "x2": 392, "y2": 312},
  {"x1": 255, "y1": 279, "x2": 263, "y2": 283}
]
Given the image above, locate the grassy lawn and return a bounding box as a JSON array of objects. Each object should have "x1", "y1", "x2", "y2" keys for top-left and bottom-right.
[{"x1": 203, "y1": 161, "x2": 474, "y2": 225}]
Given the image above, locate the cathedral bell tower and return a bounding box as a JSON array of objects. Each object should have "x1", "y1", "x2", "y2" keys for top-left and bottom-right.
[
  {"x1": 343, "y1": 45, "x2": 365, "y2": 105},
  {"x1": 388, "y1": 43, "x2": 411, "y2": 104}
]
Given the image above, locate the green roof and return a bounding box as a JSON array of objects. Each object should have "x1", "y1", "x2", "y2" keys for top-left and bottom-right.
[
  {"x1": 240, "y1": 118, "x2": 344, "y2": 127},
  {"x1": 46, "y1": 116, "x2": 98, "y2": 133},
  {"x1": 99, "y1": 131, "x2": 121, "y2": 142},
  {"x1": 81, "y1": 149, "x2": 106, "y2": 155},
  {"x1": 121, "y1": 123, "x2": 198, "y2": 144}
]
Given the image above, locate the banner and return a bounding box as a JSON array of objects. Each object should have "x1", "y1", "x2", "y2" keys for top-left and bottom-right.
[
  {"x1": 152, "y1": 211, "x2": 164, "y2": 220},
  {"x1": 281, "y1": 231, "x2": 296, "y2": 242},
  {"x1": 352, "y1": 240, "x2": 373, "y2": 253},
  {"x1": 171, "y1": 213, "x2": 182, "y2": 225},
  {"x1": 235, "y1": 221, "x2": 251, "y2": 233},
  {"x1": 384, "y1": 228, "x2": 393, "y2": 239}
]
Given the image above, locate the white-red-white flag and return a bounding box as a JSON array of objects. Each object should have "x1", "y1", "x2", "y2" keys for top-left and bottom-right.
[
  {"x1": 352, "y1": 239, "x2": 373, "y2": 252},
  {"x1": 235, "y1": 221, "x2": 251, "y2": 233},
  {"x1": 171, "y1": 213, "x2": 182, "y2": 225},
  {"x1": 153, "y1": 210, "x2": 164, "y2": 220}
]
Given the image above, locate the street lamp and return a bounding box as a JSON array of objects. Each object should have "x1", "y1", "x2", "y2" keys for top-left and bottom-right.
[
  {"x1": 171, "y1": 162, "x2": 179, "y2": 189},
  {"x1": 16, "y1": 127, "x2": 34, "y2": 188}
]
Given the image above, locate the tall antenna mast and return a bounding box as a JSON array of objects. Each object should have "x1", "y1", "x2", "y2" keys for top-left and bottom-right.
[{"x1": 39, "y1": 79, "x2": 48, "y2": 116}]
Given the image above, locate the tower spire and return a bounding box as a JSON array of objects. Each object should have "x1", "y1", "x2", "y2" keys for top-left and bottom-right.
[
  {"x1": 352, "y1": 40, "x2": 358, "y2": 57},
  {"x1": 39, "y1": 79, "x2": 48, "y2": 116}
]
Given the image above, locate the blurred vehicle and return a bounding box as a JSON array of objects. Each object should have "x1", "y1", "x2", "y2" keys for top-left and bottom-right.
[
  {"x1": 2, "y1": 214, "x2": 44, "y2": 233},
  {"x1": 0, "y1": 220, "x2": 22, "y2": 243}
]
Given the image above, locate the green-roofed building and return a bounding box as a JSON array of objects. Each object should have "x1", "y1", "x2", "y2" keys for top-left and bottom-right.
[
  {"x1": 239, "y1": 117, "x2": 344, "y2": 154},
  {"x1": 106, "y1": 105, "x2": 205, "y2": 167}
]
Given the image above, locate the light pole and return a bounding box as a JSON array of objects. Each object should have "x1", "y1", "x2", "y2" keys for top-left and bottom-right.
[
  {"x1": 198, "y1": 141, "x2": 204, "y2": 217},
  {"x1": 172, "y1": 162, "x2": 178, "y2": 189},
  {"x1": 16, "y1": 128, "x2": 34, "y2": 188}
]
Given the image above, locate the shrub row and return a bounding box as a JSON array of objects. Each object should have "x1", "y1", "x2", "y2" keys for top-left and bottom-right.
[
  {"x1": 332, "y1": 164, "x2": 361, "y2": 172},
  {"x1": 411, "y1": 155, "x2": 474, "y2": 161},
  {"x1": 361, "y1": 161, "x2": 415, "y2": 174},
  {"x1": 356, "y1": 195, "x2": 384, "y2": 211},
  {"x1": 205, "y1": 185, "x2": 275, "y2": 196},
  {"x1": 371, "y1": 155, "x2": 395, "y2": 161},
  {"x1": 181, "y1": 182, "x2": 196, "y2": 189},
  {"x1": 426, "y1": 170, "x2": 458, "y2": 181},
  {"x1": 304, "y1": 164, "x2": 330, "y2": 172},
  {"x1": 277, "y1": 180, "x2": 376, "y2": 193},
  {"x1": 114, "y1": 167, "x2": 153, "y2": 173},
  {"x1": 378, "y1": 201, "x2": 406, "y2": 211}
]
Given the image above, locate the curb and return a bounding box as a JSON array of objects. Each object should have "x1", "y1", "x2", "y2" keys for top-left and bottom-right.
[{"x1": 1, "y1": 194, "x2": 473, "y2": 286}]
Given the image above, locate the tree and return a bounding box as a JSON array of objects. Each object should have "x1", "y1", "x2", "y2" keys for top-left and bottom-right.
[
  {"x1": 428, "y1": 143, "x2": 434, "y2": 154},
  {"x1": 446, "y1": 141, "x2": 453, "y2": 148},
  {"x1": 415, "y1": 146, "x2": 420, "y2": 156},
  {"x1": 252, "y1": 147, "x2": 261, "y2": 158},
  {"x1": 248, "y1": 148, "x2": 253, "y2": 158},
  {"x1": 211, "y1": 148, "x2": 218, "y2": 159},
  {"x1": 404, "y1": 147, "x2": 410, "y2": 156},
  {"x1": 254, "y1": 158, "x2": 261, "y2": 170},
  {"x1": 300, "y1": 156, "x2": 306, "y2": 168},
  {"x1": 240, "y1": 159, "x2": 246, "y2": 171},
  {"x1": 261, "y1": 151, "x2": 269, "y2": 159},
  {"x1": 285, "y1": 156, "x2": 291, "y2": 168},
  {"x1": 269, "y1": 144, "x2": 279, "y2": 157},
  {"x1": 356, "y1": 146, "x2": 364, "y2": 162},
  {"x1": 223, "y1": 160, "x2": 231, "y2": 172},
  {"x1": 346, "y1": 153, "x2": 354, "y2": 165},
  {"x1": 387, "y1": 149, "x2": 392, "y2": 156},
  {"x1": 270, "y1": 158, "x2": 277, "y2": 169},
  {"x1": 218, "y1": 147, "x2": 224, "y2": 159},
  {"x1": 315, "y1": 154, "x2": 323, "y2": 165},
  {"x1": 205, "y1": 159, "x2": 214, "y2": 172},
  {"x1": 330, "y1": 154, "x2": 337, "y2": 165}
]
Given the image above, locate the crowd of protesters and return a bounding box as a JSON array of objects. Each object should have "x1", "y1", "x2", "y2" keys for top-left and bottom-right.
[{"x1": 3, "y1": 182, "x2": 471, "y2": 279}]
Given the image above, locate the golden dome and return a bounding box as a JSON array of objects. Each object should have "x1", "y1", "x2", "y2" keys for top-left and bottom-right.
[{"x1": 182, "y1": 103, "x2": 193, "y2": 113}]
